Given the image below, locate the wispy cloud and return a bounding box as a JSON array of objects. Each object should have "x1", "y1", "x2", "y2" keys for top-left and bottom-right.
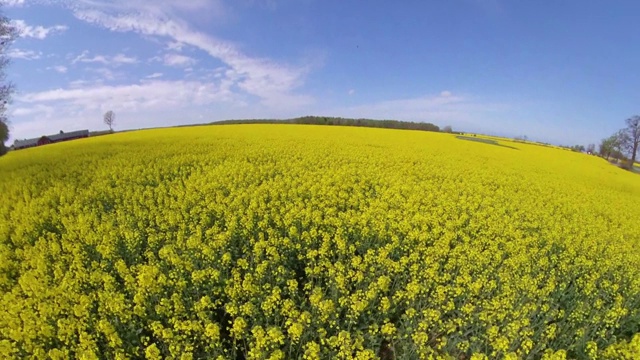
[
  {"x1": 72, "y1": 51, "x2": 139, "y2": 66},
  {"x1": 3, "y1": 0, "x2": 26, "y2": 6},
  {"x1": 112, "y1": 53, "x2": 139, "y2": 64},
  {"x1": 7, "y1": 48, "x2": 42, "y2": 60},
  {"x1": 166, "y1": 41, "x2": 185, "y2": 52},
  {"x1": 73, "y1": 52, "x2": 108, "y2": 65},
  {"x1": 88, "y1": 67, "x2": 117, "y2": 81},
  {"x1": 17, "y1": 79, "x2": 239, "y2": 112},
  {"x1": 337, "y1": 92, "x2": 466, "y2": 120},
  {"x1": 163, "y1": 53, "x2": 196, "y2": 67},
  {"x1": 48, "y1": 65, "x2": 68, "y2": 73},
  {"x1": 146, "y1": 72, "x2": 163, "y2": 79},
  {"x1": 6, "y1": 0, "x2": 317, "y2": 141},
  {"x1": 10, "y1": 77, "x2": 245, "y2": 139},
  {"x1": 324, "y1": 91, "x2": 509, "y2": 131},
  {"x1": 10, "y1": 104, "x2": 55, "y2": 117},
  {"x1": 66, "y1": 0, "x2": 312, "y2": 107},
  {"x1": 11, "y1": 19, "x2": 68, "y2": 39}
]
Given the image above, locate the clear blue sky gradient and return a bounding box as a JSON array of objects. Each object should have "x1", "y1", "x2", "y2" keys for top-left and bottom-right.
[{"x1": 4, "y1": 0, "x2": 640, "y2": 145}]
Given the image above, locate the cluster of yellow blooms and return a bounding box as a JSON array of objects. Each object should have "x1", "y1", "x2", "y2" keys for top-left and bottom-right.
[{"x1": 1, "y1": 124, "x2": 639, "y2": 359}]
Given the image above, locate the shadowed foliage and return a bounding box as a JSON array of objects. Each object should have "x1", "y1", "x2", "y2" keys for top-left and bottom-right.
[{"x1": 455, "y1": 135, "x2": 519, "y2": 150}]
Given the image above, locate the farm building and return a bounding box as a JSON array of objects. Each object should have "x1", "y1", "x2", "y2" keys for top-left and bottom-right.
[{"x1": 13, "y1": 130, "x2": 90, "y2": 150}]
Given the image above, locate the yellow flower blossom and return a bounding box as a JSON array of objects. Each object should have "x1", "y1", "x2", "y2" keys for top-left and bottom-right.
[{"x1": 1, "y1": 125, "x2": 640, "y2": 359}]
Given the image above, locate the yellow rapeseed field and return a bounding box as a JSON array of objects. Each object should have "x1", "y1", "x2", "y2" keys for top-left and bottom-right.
[{"x1": 1, "y1": 124, "x2": 639, "y2": 359}]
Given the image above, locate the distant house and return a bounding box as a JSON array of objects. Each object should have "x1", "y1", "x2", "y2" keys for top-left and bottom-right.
[
  {"x1": 12, "y1": 138, "x2": 39, "y2": 150},
  {"x1": 13, "y1": 130, "x2": 90, "y2": 150}
]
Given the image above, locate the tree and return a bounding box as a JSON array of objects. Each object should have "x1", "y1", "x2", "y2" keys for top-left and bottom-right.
[
  {"x1": 0, "y1": 6, "x2": 17, "y2": 156},
  {"x1": 569, "y1": 145, "x2": 585, "y2": 153},
  {"x1": 586, "y1": 143, "x2": 596, "y2": 154},
  {"x1": 443, "y1": 125, "x2": 453, "y2": 133},
  {"x1": 0, "y1": 119, "x2": 8, "y2": 156},
  {"x1": 599, "y1": 134, "x2": 621, "y2": 160},
  {"x1": 619, "y1": 115, "x2": 640, "y2": 169},
  {"x1": 104, "y1": 110, "x2": 115, "y2": 131}
]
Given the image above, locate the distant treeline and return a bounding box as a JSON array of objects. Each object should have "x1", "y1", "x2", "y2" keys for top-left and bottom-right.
[{"x1": 210, "y1": 116, "x2": 444, "y2": 133}]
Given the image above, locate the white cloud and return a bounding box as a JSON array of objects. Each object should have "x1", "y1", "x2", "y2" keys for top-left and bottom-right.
[
  {"x1": 10, "y1": 104, "x2": 55, "y2": 117},
  {"x1": 7, "y1": 48, "x2": 42, "y2": 60},
  {"x1": 12, "y1": 20, "x2": 68, "y2": 39},
  {"x1": 112, "y1": 53, "x2": 139, "y2": 64},
  {"x1": 440, "y1": 90, "x2": 452, "y2": 97},
  {"x1": 338, "y1": 93, "x2": 466, "y2": 120},
  {"x1": 72, "y1": 51, "x2": 138, "y2": 66},
  {"x1": 72, "y1": 51, "x2": 108, "y2": 65},
  {"x1": 3, "y1": 0, "x2": 26, "y2": 6},
  {"x1": 322, "y1": 92, "x2": 508, "y2": 132},
  {"x1": 48, "y1": 65, "x2": 68, "y2": 73},
  {"x1": 6, "y1": 0, "x2": 317, "y2": 141},
  {"x1": 348, "y1": 89, "x2": 355, "y2": 96},
  {"x1": 9, "y1": 77, "x2": 247, "y2": 140},
  {"x1": 68, "y1": 1, "x2": 312, "y2": 107},
  {"x1": 90, "y1": 67, "x2": 117, "y2": 80},
  {"x1": 163, "y1": 53, "x2": 196, "y2": 67},
  {"x1": 17, "y1": 79, "x2": 238, "y2": 112},
  {"x1": 166, "y1": 41, "x2": 185, "y2": 52},
  {"x1": 146, "y1": 72, "x2": 163, "y2": 79},
  {"x1": 68, "y1": 79, "x2": 92, "y2": 88}
]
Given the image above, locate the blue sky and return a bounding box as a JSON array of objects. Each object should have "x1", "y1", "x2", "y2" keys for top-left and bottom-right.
[{"x1": 3, "y1": 0, "x2": 640, "y2": 145}]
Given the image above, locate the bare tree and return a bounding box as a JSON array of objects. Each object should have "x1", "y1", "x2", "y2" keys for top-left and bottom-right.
[
  {"x1": 104, "y1": 110, "x2": 115, "y2": 132},
  {"x1": 442, "y1": 125, "x2": 453, "y2": 133},
  {"x1": 0, "y1": 6, "x2": 17, "y2": 156},
  {"x1": 620, "y1": 115, "x2": 640, "y2": 169},
  {"x1": 586, "y1": 143, "x2": 596, "y2": 154}
]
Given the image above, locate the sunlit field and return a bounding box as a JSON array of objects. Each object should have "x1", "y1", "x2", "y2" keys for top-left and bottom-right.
[{"x1": 1, "y1": 125, "x2": 639, "y2": 359}]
